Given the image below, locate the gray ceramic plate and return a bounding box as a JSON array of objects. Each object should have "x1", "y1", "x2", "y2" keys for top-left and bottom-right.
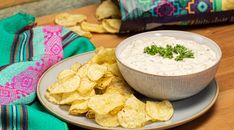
[{"x1": 37, "y1": 51, "x2": 219, "y2": 130}]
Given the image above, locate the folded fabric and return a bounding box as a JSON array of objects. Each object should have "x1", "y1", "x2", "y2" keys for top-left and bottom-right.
[
  {"x1": 0, "y1": 13, "x2": 95, "y2": 105},
  {"x1": 0, "y1": 13, "x2": 96, "y2": 130}
]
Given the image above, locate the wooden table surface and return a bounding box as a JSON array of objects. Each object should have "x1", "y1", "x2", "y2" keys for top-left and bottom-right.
[{"x1": 36, "y1": 4, "x2": 234, "y2": 130}]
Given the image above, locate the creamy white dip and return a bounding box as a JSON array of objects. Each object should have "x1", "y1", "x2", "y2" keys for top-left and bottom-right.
[{"x1": 119, "y1": 36, "x2": 217, "y2": 76}]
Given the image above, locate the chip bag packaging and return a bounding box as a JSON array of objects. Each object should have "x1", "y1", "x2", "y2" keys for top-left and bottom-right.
[{"x1": 111, "y1": 0, "x2": 234, "y2": 33}]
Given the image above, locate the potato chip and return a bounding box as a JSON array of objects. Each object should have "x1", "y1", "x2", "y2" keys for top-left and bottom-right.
[
  {"x1": 45, "y1": 91, "x2": 62, "y2": 104},
  {"x1": 81, "y1": 22, "x2": 107, "y2": 33},
  {"x1": 118, "y1": 108, "x2": 149, "y2": 128},
  {"x1": 70, "y1": 62, "x2": 81, "y2": 72},
  {"x1": 87, "y1": 64, "x2": 107, "y2": 81},
  {"x1": 96, "y1": 0, "x2": 121, "y2": 20},
  {"x1": 86, "y1": 109, "x2": 95, "y2": 119},
  {"x1": 57, "y1": 69, "x2": 76, "y2": 83},
  {"x1": 47, "y1": 82, "x2": 60, "y2": 92},
  {"x1": 124, "y1": 94, "x2": 145, "y2": 110},
  {"x1": 91, "y1": 48, "x2": 116, "y2": 64},
  {"x1": 50, "y1": 75, "x2": 80, "y2": 94},
  {"x1": 95, "y1": 113, "x2": 119, "y2": 127},
  {"x1": 60, "y1": 90, "x2": 95, "y2": 105},
  {"x1": 109, "y1": 105, "x2": 123, "y2": 115},
  {"x1": 77, "y1": 63, "x2": 90, "y2": 78},
  {"x1": 105, "y1": 82, "x2": 133, "y2": 98},
  {"x1": 106, "y1": 63, "x2": 122, "y2": 77},
  {"x1": 69, "y1": 100, "x2": 89, "y2": 115},
  {"x1": 69, "y1": 26, "x2": 92, "y2": 39},
  {"x1": 95, "y1": 76, "x2": 113, "y2": 90},
  {"x1": 77, "y1": 77, "x2": 96, "y2": 96},
  {"x1": 102, "y1": 19, "x2": 121, "y2": 33},
  {"x1": 146, "y1": 100, "x2": 174, "y2": 121},
  {"x1": 55, "y1": 13, "x2": 87, "y2": 27},
  {"x1": 88, "y1": 93, "x2": 125, "y2": 115},
  {"x1": 117, "y1": 95, "x2": 150, "y2": 128},
  {"x1": 94, "y1": 88, "x2": 106, "y2": 95}
]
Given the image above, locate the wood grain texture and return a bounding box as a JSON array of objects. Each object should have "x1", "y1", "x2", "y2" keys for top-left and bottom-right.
[
  {"x1": 0, "y1": 0, "x2": 37, "y2": 9},
  {"x1": 36, "y1": 4, "x2": 234, "y2": 130}
]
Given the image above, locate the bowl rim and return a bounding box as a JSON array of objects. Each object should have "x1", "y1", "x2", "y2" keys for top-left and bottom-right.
[{"x1": 115, "y1": 30, "x2": 222, "y2": 77}]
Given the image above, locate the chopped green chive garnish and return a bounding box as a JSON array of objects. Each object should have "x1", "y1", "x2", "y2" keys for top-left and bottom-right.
[{"x1": 144, "y1": 44, "x2": 194, "y2": 61}]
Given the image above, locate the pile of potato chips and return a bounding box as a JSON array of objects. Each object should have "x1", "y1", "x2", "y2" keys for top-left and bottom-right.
[
  {"x1": 45, "y1": 47, "x2": 174, "y2": 128},
  {"x1": 54, "y1": 0, "x2": 121, "y2": 39}
]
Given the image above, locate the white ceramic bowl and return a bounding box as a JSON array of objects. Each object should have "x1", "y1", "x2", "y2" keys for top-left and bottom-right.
[{"x1": 115, "y1": 30, "x2": 222, "y2": 100}]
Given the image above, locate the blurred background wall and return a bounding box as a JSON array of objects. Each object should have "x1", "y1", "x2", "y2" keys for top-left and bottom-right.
[{"x1": 0, "y1": 0, "x2": 99, "y2": 19}]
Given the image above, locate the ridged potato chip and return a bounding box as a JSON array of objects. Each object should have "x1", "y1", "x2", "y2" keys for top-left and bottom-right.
[
  {"x1": 91, "y1": 48, "x2": 116, "y2": 64},
  {"x1": 77, "y1": 77, "x2": 96, "y2": 96},
  {"x1": 77, "y1": 63, "x2": 90, "y2": 78},
  {"x1": 81, "y1": 22, "x2": 107, "y2": 33},
  {"x1": 57, "y1": 69, "x2": 76, "y2": 83},
  {"x1": 96, "y1": 0, "x2": 121, "y2": 20},
  {"x1": 86, "y1": 109, "x2": 95, "y2": 119},
  {"x1": 87, "y1": 64, "x2": 107, "y2": 81},
  {"x1": 146, "y1": 100, "x2": 174, "y2": 121},
  {"x1": 118, "y1": 95, "x2": 150, "y2": 128},
  {"x1": 47, "y1": 82, "x2": 60, "y2": 92},
  {"x1": 95, "y1": 113, "x2": 119, "y2": 127},
  {"x1": 50, "y1": 75, "x2": 80, "y2": 94},
  {"x1": 118, "y1": 108, "x2": 149, "y2": 128},
  {"x1": 70, "y1": 62, "x2": 81, "y2": 72},
  {"x1": 95, "y1": 76, "x2": 113, "y2": 90},
  {"x1": 88, "y1": 93, "x2": 125, "y2": 115},
  {"x1": 45, "y1": 91, "x2": 62, "y2": 104},
  {"x1": 105, "y1": 82, "x2": 133, "y2": 98},
  {"x1": 69, "y1": 100, "x2": 89, "y2": 115},
  {"x1": 55, "y1": 13, "x2": 87, "y2": 27},
  {"x1": 102, "y1": 19, "x2": 121, "y2": 33},
  {"x1": 60, "y1": 90, "x2": 95, "y2": 105},
  {"x1": 69, "y1": 26, "x2": 92, "y2": 39},
  {"x1": 106, "y1": 63, "x2": 122, "y2": 77}
]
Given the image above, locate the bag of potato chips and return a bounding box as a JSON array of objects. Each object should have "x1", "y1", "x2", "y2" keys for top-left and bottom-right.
[{"x1": 111, "y1": 0, "x2": 234, "y2": 33}]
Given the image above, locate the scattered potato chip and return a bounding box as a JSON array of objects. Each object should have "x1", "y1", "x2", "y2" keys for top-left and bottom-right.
[
  {"x1": 96, "y1": 0, "x2": 121, "y2": 20},
  {"x1": 95, "y1": 113, "x2": 119, "y2": 127},
  {"x1": 69, "y1": 100, "x2": 89, "y2": 115},
  {"x1": 102, "y1": 19, "x2": 121, "y2": 33},
  {"x1": 77, "y1": 63, "x2": 90, "y2": 78},
  {"x1": 50, "y1": 75, "x2": 80, "y2": 94},
  {"x1": 69, "y1": 26, "x2": 92, "y2": 39},
  {"x1": 45, "y1": 91, "x2": 62, "y2": 104},
  {"x1": 86, "y1": 109, "x2": 95, "y2": 119},
  {"x1": 55, "y1": 13, "x2": 87, "y2": 27},
  {"x1": 81, "y1": 22, "x2": 107, "y2": 33},
  {"x1": 88, "y1": 93, "x2": 125, "y2": 115},
  {"x1": 146, "y1": 100, "x2": 174, "y2": 121},
  {"x1": 117, "y1": 95, "x2": 150, "y2": 128},
  {"x1": 77, "y1": 77, "x2": 96, "y2": 96},
  {"x1": 60, "y1": 90, "x2": 95, "y2": 105},
  {"x1": 87, "y1": 64, "x2": 107, "y2": 81},
  {"x1": 57, "y1": 69, "x2": 76, "y2": 83}
]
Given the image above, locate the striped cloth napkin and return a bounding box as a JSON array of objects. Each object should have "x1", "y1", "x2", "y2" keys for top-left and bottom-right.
[{"x1": 0, "y1": 13, "x2": 96, "y2": 130}]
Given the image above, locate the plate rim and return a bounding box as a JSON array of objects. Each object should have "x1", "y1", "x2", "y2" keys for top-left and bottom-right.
[{"x1": 37, "y1": 51, "x2": 219, "y2": 130}]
